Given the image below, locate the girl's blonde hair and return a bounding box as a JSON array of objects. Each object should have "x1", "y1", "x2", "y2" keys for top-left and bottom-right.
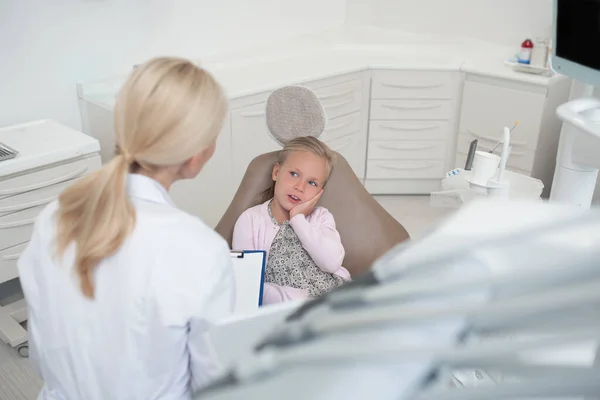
[
  {"x1": 258, "y1": 136, "x2": 336, "y2": 203},
  {"x1": 56, "y1": 57, "x2": 227, "y2": 299}
]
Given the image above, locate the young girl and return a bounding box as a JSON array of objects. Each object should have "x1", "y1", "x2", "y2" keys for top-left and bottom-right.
[{"x1": 232, "y1": 136, "x2": 351, "y2": 304}]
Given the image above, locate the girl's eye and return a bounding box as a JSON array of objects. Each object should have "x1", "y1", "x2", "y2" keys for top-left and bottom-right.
[
  {"x1": 309, "y1": 181, "x2": 318, "y2": 187},
  {"x1": 290, "y1": 171, "x2": 298, "y2": 177}
]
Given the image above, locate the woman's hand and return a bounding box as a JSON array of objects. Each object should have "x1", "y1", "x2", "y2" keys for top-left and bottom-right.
[{"x1": 290, "y1": 190, "x2": 323, "y2": 219}]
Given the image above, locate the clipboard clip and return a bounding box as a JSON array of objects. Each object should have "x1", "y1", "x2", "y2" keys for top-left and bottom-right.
[{"x1": 230, "y1": 251, "x2": 244, "y2": 259}]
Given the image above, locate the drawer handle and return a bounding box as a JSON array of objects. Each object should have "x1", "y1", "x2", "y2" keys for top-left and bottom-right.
[
  {"x1": 324, "y1": 131, "x2": 357, "y2": 142},
  {"x1": 3, "y1": 252, "x2": 22, "y2": 261},
  {"x1": 382, "y1": 83, "x2": 444, "y2": 89},
  {"x1": 0, "y1": 166, "x2": 88, "y2": 196},
  {"x1": 324, "y1": 120, "x2": 354, "y2": 132},
  {"x1": 467, "y1": 129, "x2": 527, "y2": 147},
  {"x1": 240, "y1": 110, "x2": 266, "y2": 118},
  {"x1": 318, "y1": 89, "x2": 355, "y2": 100},
  {"x1": 325, "y1": 99, "x2": 354, "y2": 110},
  {"x1": 376, "y1": 162, "x2": 434, "y2": 171},
  {"x1": 377, "y1": 143, "x2": 438, "y2": 151},
  {"x1": 0, "y1": 195, "x2": 58, "y2": 214},
  {"x1": 382, "y1": 104, "x2": 441, "y2": 111},
  {"x1": 0, "y1": 218, "x2": 35, "y2": 229},
  {"x1": 379, "y1": 124, "x2": 439, "y2": 132},
  {"x1": 329, "y1": 139, "x2": 354, "y2": 151}
]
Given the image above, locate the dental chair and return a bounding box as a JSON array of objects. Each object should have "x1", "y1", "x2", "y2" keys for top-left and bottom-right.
[{"x1": 215, "y1": 86, "x2": 410, "y2": 277}]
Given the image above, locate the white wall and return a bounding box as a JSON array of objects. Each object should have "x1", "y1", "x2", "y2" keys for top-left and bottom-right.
[
  {"x1": 0, "y1": 0, "x2": 346, "y2": 132},
  {"x1": 346, "y1": 0, "x2": 554, "y2": 47}
]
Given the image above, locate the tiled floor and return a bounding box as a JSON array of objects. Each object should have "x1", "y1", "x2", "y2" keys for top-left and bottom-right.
[
  {"x1": 374, "y1": 194, "x2": 455, "y2": 238},
  {"x1": 0, "y1": 195, "x2": 453, "y2": 400}
]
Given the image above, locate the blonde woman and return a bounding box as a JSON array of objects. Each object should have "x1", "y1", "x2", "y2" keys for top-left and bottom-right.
[
  {"x1": 17, "y1": 57, "x2": 234, "y2": 399},
  {"x1": 233, "y1": 137, "x2": 351, "y2": 305}
]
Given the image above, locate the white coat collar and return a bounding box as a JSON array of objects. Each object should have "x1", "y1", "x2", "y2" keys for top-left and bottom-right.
[{"x1": 127, "y1": 174, "x2": 175, "y2": 207}]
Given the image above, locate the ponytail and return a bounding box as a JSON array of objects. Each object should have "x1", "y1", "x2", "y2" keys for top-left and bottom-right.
[
  {"x1": 56, "y1": 154, "x2": 135, "y2": 298},
  {"x1": 55, "y1": 56, "x2": 227, "y2": 298}
]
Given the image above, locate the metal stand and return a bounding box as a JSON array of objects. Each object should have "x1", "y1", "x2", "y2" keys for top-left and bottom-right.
[{"x1": 0, "y1": 298, "x2": 29, "y2": 357}]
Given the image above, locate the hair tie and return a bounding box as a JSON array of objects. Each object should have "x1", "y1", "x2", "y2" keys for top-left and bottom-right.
[{"x1": 121, "y1": 152, "x2": 134, "y2": 165}]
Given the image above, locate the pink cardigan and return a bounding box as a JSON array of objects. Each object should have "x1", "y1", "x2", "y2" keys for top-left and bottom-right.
[{"x1": 232, "y1": 200, "x2": 351, "y2": 304}]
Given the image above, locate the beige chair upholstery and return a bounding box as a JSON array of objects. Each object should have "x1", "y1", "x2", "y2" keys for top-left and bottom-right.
[{"x1": 215, "y1": 152, "x2": 410, "y2": 277}]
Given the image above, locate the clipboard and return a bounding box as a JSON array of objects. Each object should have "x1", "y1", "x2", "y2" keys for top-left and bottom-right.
[{"x1": 230, "y1": 250, "x2": 266, "y2": 314}]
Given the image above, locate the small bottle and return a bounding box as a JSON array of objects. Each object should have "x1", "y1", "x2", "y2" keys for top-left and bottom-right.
[
  {"x1": 518, "y1": 39, "x2": 534, "y2": 65},
  {"x1": 531, "y1": 37, "x2": 549, "y2": 67}
]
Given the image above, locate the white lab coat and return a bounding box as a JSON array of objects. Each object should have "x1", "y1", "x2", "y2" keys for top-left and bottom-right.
[{"x1": 17, "y1": 174, "x2": 235, "y2": 400}]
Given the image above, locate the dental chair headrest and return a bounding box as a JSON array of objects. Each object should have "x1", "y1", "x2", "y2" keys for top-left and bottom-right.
[{"x1": 265, "y1": 85, "x2": 326, "y2": 145}]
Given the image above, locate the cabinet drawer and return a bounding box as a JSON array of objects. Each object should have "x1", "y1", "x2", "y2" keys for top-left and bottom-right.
[
  {"x1": 0, "y1": 205, "x2": 45, "y2": 251},
  {"x1": 456, "y1": 132, "x2": 535, "y2": 173},
  {"x1": 320, "y1": 112, "x2": 362, "y2": 142},
  {"x1": 0, "y1": 156, "x2": 101, "y2": 200},
  {"x1": 372, "y1": 70, "x2": 457, "y2": 100},
  {"x1": 459, "y1": 80, "x2": 545, "y2": 151},
  {"x1": 369, "y1": 121, "x2": 450, "y2": 141},
  {"x1": 366, "y1": 160, "x2": 446, "y2": 180},
  {"x1": 368, "y1": 140, "x2": 447, "y2": 161},
  {"x1": 322, "y1": 131, "x2": 366, "y2": 179},
  {"x1": 0, "y1": 178, "x2": 74, "y2": 218},
  {"x1": 314, "y1": 79, "x2": 363, "y2": 120},
  {"x1": 370, "y1": 99, "x2": 453, "y2": 120},
  {"x1": 0, "y1": 242, "x2": 27, "y2": 284},
  {"x1": 231, "y1": 102, "x2": 281, "y2": 185}
]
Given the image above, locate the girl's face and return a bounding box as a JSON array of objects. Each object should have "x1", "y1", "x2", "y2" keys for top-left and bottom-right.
[{"x1": 272, "y1": 150, "x2": 328, "y2": 211}]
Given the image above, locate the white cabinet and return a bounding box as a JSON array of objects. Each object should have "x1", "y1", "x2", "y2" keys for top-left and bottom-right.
[
  {"x1": 370, "y1": 70, "x2": 458, "y2": 100},
  {"x1": 169, "y1": 119, "x2": 233, "y2": 229},
  {"x1": 79, "y1": 62, "x2": 572, "y2": 209},
  {"x1": 0, "y1": 120, "x2": 101, "y2": 349},
  {"x1": 0, "y1": 157, "x2": 98, "y2": 217},
  {"x1": 368, "y1": 121, "x2": 451, "y2": 141},
  {"x1": 454, "y1": 75, "x2": 573, "y2": 196},
  {"x1": 231, "y1": 99, "x2": 280, "y2": 187},
  {"x1": 0, "y1": 243, "x2": 27, "y2": 287},
  {"x1": 229, "y1": 72, "x2": 370, "y2": 189},
  {"x1": 365, "y1": 70, "x2": 462, "y2": 194}
]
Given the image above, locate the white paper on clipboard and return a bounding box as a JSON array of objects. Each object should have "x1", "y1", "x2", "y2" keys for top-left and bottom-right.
[{"x1": 230, "y1": 250, "x2": 266, "y2": 315}]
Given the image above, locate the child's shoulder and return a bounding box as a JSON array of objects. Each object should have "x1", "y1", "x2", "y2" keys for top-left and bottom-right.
[{"x1": 237, "y1": 200, "x2": 269, "y2": 221}]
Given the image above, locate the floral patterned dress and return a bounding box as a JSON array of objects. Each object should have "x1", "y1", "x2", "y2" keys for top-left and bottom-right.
[{"x1": 265, "y1": 201, "x2": 346, "y2": 297}]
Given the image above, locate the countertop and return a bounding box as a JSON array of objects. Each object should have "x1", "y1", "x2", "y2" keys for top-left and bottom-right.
[
  {"x1": 0, "y1": 120, "x2": 100, "y2": 177},
  {"x1": 79, "y1": 26, "x2": 566, "y2": 111}
]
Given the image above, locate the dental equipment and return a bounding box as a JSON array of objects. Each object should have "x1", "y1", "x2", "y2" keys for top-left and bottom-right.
[
  {"x1": 280, "y1": 200, "x2": 595, "y2": 324},
  {"x1": 258, "y1": 231, "x2": 600, "y2": 351},
  {"x1": 496, "y1": 126, "x2": 510, "y2": 182},
  {"x1": 489, "y1": 121, "x2": 519, "y2": 154},
  {"x1": 196, "y1": 275, "x2": 600, "y2": 399},
  {"x1": 211, "y1": 325, "x2": 600, "y2": 380},
  {"x1": 263, "y1": 279, "x2": 600, "y2": 348},
  {"x1": 194, "y1": 200, "x2": 600, "y2": 400},
  {"x1": 550, "y1": 0, "x2": 600, "y2": 207},
  {"x1": 415, "y1": 372, "x2": 600, "y2": 400},
  {"x1": 464, "y1": 139, "x2": 478, "y2": 170}
]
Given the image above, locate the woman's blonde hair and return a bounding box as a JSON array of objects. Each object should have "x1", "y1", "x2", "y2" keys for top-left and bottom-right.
[
  {"x1": 56, "y1": 57, "x2": 227, "y2": 298},
  {"x1": 258, "y1": 136, "x2": 336, "y2": 203}
]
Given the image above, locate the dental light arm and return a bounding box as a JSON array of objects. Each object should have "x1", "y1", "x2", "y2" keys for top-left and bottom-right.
[{"x1": 256, "y1": 206, "x2": 599, "y2": 350}]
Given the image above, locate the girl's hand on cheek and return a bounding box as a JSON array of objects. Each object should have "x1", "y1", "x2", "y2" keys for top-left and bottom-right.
[{"x1": 290, "y1": 190, "x2": 323, "y2": 219}]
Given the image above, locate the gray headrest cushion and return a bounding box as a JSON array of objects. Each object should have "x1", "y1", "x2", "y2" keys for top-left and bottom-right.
[{"x1": 265, "y1": 85, "x2": 327, "y2": 146}]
